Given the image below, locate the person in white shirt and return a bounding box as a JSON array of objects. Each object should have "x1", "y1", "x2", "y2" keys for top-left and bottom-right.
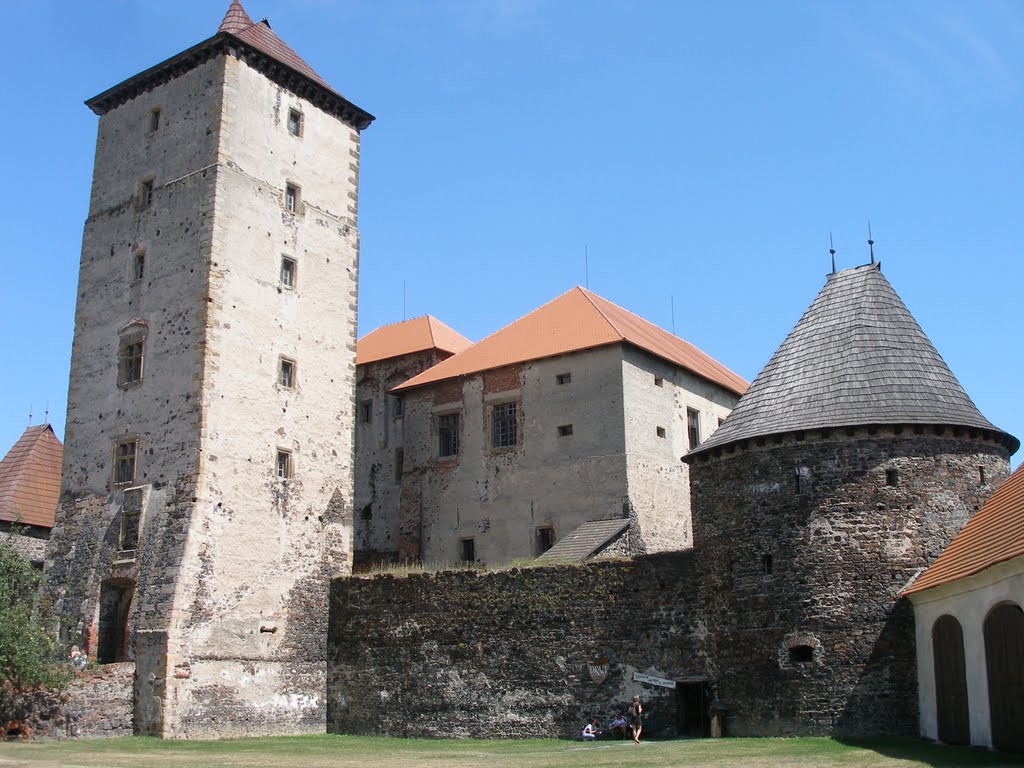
[{"x1": 581, "y1": 717, "x2": 601, "y2": 740}]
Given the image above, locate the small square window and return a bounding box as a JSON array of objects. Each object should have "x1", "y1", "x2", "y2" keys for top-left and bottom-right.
[
  {"x1": 394, "y1": 448, "x2": 404, "y2": 483},
  {"x1": 361, "y1": 400, "x2": 373, "y2": 424},
  {"x1": 276, "y1": 449, "x2": 293, "y2": 480},
  {"x1": 459, "y1": 537, "x2": 475, "y2": 563},
  {"x1": 279, "y1": 358, "x2": 295, "y2": 389},
  {"x1": 285, "y1": 183, "x2": 300, "y2": 214},
  {"x1": 280, "y1": 256, "x2": 296, "y2": 289},
  {"x1": 558, "y1": 424, "x2": 573, "y2": 437},
  {"x1": 139, "y1": 179, "x2": 154, "y2": 210},
  {"x1": 491, "y1": 402, "x2": 518, "y2": 449},
  {"x1": 287, "y1": 109, "x2": 303, "y2": 137},
  {"x1": 148, "y1": 108, "x2": 161, "y2": 134},
  {"x1": 536, "y1": 527, "x2": 555, "y2": 555},
  {"x1": 556, "y1": 373, "x2": 571, "y2": 385},
  {"x1": 656, "y1": 426, "x2": 666, "y2": 439},
  {"x1": 113, "y1": 439, "x2": 138, "y2": 485},
  {"x1": 118, "y1": 336, "x2": 145, "y2": 387},
  {"x1": 654, "y1": 376, "x2": 664, "y2": 387},
  {"x1": 439, "y1": 413, "x2": 460, "y2": 457},
  {"x1": 132, "y1": 251, "x2": 145, "y2": 283}
]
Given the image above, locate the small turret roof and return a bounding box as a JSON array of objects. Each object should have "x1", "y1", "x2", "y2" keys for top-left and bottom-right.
[
  {"x1": 0, "y1": 424, "x2": 63, "y2": 529},
  {"x1": 689, "y1": 262, "x2": 1018, "y2": 457},
  {"x1": 356, "y1": 316, "x2": 472, "y2": 366}
]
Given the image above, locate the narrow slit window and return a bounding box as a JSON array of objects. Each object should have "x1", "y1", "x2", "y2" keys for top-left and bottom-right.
[
  {"x1": 276, "y1": 449, "x2": 293, "y2": 480},
  {"x1": 279, "y1": 358, "x2": 295, "y2": 389},
  {"x1": 360, "y1": 400, "x2": 372, "y2": 424},
  {"x1": 285, "y1": 183, "x2": 300, "y2": 213},
  {"x1": 979, "y1": 466, "x2": 986, "y2": 484},
  {"x1": 763, "y1": 553, "x2": 774, "y2": 575},
  {"x1": 687, "y1": 408, "x2": 701, "y2": 448},
  {"x1": 148, "y1": 107, "x2": 161, "y2": 133},
  {"x1": 287, "y1": 108, "x2": 303, "y2": 137},
  {"x1": 886, "y1": 468, "x2": 899, "y2": 487},
  {"x1": 394, "y1": 449, "x2": 404, "y2": 483},
  {"x1": 139, "y1": 179, "x2": 154, "y2": 210},
  {"x1": 132, "y1": 251, "x2": 145, "y2": 282},
  {"x1": 280, "y1": 256, "x2": 296, "y2": 289},
  {"x1": 119, "y1": 489, "x2": 142, "y2": 551},
  {"x1": 393, "y1": 396, "x2": 405, "y2": 418}
]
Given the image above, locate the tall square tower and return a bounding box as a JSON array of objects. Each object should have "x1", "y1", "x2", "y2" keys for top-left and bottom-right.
[{"x1": 43, "y1": 2, "x2": 373, "y2": 737}]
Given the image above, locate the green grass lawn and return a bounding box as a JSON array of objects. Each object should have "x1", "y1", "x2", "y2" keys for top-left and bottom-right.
[{"x1": 0, "y1": 735, "x2": 1022, "y2": 768}]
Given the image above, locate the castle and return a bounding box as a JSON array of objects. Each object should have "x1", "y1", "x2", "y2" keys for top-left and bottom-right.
[{"x1": 43, "y1": 1, "x2": 1019, "y2": 745}]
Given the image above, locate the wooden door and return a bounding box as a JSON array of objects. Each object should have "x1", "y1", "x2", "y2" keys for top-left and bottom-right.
[
  {"x1": 984, "y1": 602, "x2": 1024, "y2": 752},
  {"x1": 932, "y1": 615, "x2": 970, "y2": 745}
]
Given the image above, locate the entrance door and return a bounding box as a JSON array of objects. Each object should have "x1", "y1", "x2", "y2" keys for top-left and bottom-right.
[
  {"x1": 675, "y1": 681, "x2": 710, "y2": 738},
  {"x1": 932, "y1": 615, "x2": 970, "y2": 745},
  {"x1": 97, "y1": 581, "x2": 134, "y2": 663},
  {"x1": 984, "y1": 602, "x2": 1024, "y2": 752}
]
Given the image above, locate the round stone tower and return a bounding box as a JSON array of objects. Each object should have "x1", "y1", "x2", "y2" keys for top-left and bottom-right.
[{"x1": 684, "y1": 262, "x2": 1017, "y2": 737}]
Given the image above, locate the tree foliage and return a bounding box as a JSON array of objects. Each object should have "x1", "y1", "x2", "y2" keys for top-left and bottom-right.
[{"x1": 0, "y1": 534, "x2": 68, "y2": 690}]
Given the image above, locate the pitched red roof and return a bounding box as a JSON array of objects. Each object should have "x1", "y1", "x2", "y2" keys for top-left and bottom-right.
[
  {"x1": 903, "y1": 464, "x2": 1024, "y2": 595},
  {"x1": 392, "y1": 287, "x2": 748, "y2": 396},
  {"x1": 0, "y1": 424, "x2": 63, "y2": 529},
  {"x1": 357, "y1": 316, "x2": 472, "y2": 366}
]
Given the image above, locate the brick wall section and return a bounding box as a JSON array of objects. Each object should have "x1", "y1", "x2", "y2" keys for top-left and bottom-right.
[
  {"x1": 0, "y1": 663, "x2": 133, "y2": 739},
  {"x1": 328, "y1": 554, "x2": 705, "y2": 739},
  {"x1": 687, "y1": 428, "x2": 1010, "y2": 737}
]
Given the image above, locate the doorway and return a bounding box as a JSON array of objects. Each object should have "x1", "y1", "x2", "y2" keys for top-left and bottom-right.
[
  {"x1": 676, "y1": 679, "x2": 710, "y2": 738},
  {"x1": 932, "y1": 614, "x2": 970, "y2": 745},
  {"x1": 97, "y1": 580, "x2": 134, "y2": 663},
  {"x1": 984, "y1": 602, "x2": 1024, "y2": 752}
]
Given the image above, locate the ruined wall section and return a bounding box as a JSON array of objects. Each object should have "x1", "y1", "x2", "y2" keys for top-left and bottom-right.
[
  {"x1": 44, "y1": 57, "x2": 224, "y2": 656},
  {"x1": 328, "y1": 554, "x2": 706, "y2": 738},
  {"x1": 621, "y1": 346, "x2": 740, "y2": 553},
  {"x1": 688, "y1": 429, "x2": 1010, "y2": 737},
  {"x1": 354, "y1": 349, "x2": 441, "y2": 569},
  {"x1": 401, "y1": 347, "x2": 630, "y2": 567},
  {"x1": 163, "y1": 55, "x2": 363, "y2": 737}
]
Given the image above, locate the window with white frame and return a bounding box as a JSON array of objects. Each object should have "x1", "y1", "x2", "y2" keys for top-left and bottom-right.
[
  {"x1": 279, "y1": 357, "x2": 296, "y2": 389},
  {"x1": 280, "y1": 256, "x2": 296, "y2": 289},
  {"x1": 491, "y1": 402, "x2": 518, "y2": 448},
  {"x1": 276, "y1": 449, "x2": 293, "y2": 480},
  {"x1": 438, "y1": 412, "x2": 460, "y2": 457}
]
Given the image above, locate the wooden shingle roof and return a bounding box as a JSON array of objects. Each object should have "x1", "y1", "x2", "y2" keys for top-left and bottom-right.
[
  {"x1": 903, "y1": 464, "x2": 1024, "y2": 595},
  {"x1": 689, "y1": 263, "x2": 1018, "y2": 457},
  {"x1": 0, "y1": 424, "x2": 63, "y2": 529},
  {"x1": 535, "y1": 519, "x2": 630, "y2": 562},
  {"x1": 392, "y1": 287, "x2": 748, "y2": 396},
  {"x1": 356, "y1": 316, "x2": 472, "y2": 366}
]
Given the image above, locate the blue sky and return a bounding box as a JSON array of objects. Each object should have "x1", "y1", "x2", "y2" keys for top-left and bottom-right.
[{"x1": 1, "y1": 0, "x2": 1020, "y2": 469}]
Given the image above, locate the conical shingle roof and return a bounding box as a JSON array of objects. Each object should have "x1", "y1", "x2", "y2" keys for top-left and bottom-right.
[{"x1": 689, "y1": 262, "x2": 1018, "y2": 456}]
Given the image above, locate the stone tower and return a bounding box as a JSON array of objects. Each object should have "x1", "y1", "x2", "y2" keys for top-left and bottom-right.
[
  {"x1": 685, "y1": 262, "x2": 1017, "y2": 737},
  {"x1": 43, "y1": 2, "x2": 373, "y2": 737}
]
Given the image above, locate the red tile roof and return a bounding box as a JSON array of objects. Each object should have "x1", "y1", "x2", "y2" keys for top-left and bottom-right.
[
  {"x1": 357, "y1": 316, "x2": 473, "y2": 366},
  {"x1": 0, "y1": 424, "x2": 63, "y2": 529},
  {"x1": 903, "y1": 464, "x2": 1024, "y2": 595},
  {"x1": 392, "y1": 287, "x2": 748, "y2": 395}
]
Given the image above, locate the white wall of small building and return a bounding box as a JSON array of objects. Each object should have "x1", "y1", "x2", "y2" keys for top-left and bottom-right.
[{"x1": 908, "y1": 555, "x2": 1024, "y2": 748}]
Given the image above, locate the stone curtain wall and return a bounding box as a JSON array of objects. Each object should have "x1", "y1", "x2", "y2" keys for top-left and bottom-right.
[
  {"x1": 0, "y1": 663, "x2": 133, "y2": 739},
  {"x1": 688, "y1": 429, "x2": 1010, "y2": 737},
  {"x1": 329, "y1": 554, "x2": 705, "y2": 739}
]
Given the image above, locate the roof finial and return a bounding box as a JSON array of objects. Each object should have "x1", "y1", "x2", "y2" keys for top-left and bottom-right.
[
  {"x1": 829, "y1": 231, "x2": 836, "y2": 274},
  {"x1": 44, "y1": 401, "x2": 49, "y2": 424},
  {"x1": 27, "y1": 405, "x2": 32, "y2": 427},
  {"x1": 868, "y1": 221, "x2": 875, "y2": 265},
  {"x1": 219, "y1": 0, "x2": 255, "y2": 34}
]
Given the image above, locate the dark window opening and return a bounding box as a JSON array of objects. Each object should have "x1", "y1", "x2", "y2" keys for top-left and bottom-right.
[
  {"x1": 132, "y1": 251, "x2": 145, "y2": 282},
  {"x1": 438, "y1": 413, "x2": 459, "y2": 457},
  {"x1": 459, "y1": 538, "x2": 475, "y2": 563},
  {"x1": 113, "y1": 439, "x2": 137, "y2": 485},
  {"x1": 762, "y1": 553, "x2": 773, "y2": 575},
  {"x1": 97, "y1": 581, "x2": 134, "y2": 664},
  {"x1": 558, "y1": 424, "x2": 573, "y2": 437},
  {"x1": 979, "y1": 466, "x2": 986, "y2": 484},
  {"x1": 393, "y1": 396, "x2": 405, "y2": 418},
  {"x1": 654, "y1": 376, "x2": 664, "y2": 387},
  {"x1": 491, "y1": 402, "x2": 517, "y2": 448},
  {"x1": 394, "y1": 449, "x2": 404, "y2": 483},
  {"x1": 118, "y1": 338, "x2": 145, "y2": 387},
  {"x1": 139, "y1": 179, "x2": 154, "y2": 210},
  {"x1": 119, "y1": 489, "x2": 142, "y2": 551},
  {"x1": 148, "y1": 108, "x2": 161, "y2": 133},
  {"x1": 287, "y1": 109, "x2": 303, "y2": 137},
  {"x1": 656, "y1": 426, "x2": 667, "y2": 438},
  {"x1": 536, "y1": 527, "x2": 555, "y2": 554},
  {"x1": 687, "y1": 408, "x2": 701, "y2": 448},
  {"x1": 556, "y1": 373, "x2": 571, "y2": 385},
  {"x1": 789, "y1": 645, "x2": 814, "y2": 665},
  {"x1": 886, "y1": 468, "x2": 899, "y2": 487},
  {"x1": 276, "y1": 449, "x2": 293, "y2": 480},
  {"x1": 794, "y1": 467, "x2": 802, "y2": 494},
  {"x1": 360, "y1": 400, "x2": 372, "y2": 424}
]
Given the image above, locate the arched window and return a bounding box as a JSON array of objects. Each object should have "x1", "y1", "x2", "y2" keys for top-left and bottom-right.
[
  {"x1": 984, "y1": 602, "x2": 1024, "y2": 752},
  {"x1": 931, "y1": 614, "x2": 969, "y2": 745}
]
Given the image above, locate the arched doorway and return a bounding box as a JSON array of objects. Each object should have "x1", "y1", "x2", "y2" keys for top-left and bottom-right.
[
  {"x1": 97, "y1": 579, "x2": 134, "y2": 664},
  {"x1": 984, "y1": 602, "x2": 1024, "y2": 752},
  {"x1": 932, "y1": 614, "x2": 969, "y2": 745}
]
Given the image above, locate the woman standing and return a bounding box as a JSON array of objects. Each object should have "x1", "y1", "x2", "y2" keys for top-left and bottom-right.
[{"x1": 628, "y1": 695, "x2": 643, "y2": 743}]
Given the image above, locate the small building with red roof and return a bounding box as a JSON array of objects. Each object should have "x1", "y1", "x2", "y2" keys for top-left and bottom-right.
[
  {"x1": 0, "y1": 423, "x2": 63, "y2": 566},
  {"x1": 387, "y1": 286, "x2": 747, "y2": 567},
  {"x1": 354, "y1": 316, "x2": 472, "y2": 569},
  {"x1": 903, "y1": 463, "x2": 1024, "y2": 752}
]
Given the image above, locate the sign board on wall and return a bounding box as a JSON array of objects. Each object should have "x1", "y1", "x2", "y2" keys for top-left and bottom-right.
[{"x1": 633, "y1": 672, "x2": 676, "y2": 689}]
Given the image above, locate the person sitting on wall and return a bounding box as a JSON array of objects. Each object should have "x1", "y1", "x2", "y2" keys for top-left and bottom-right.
[
  {"x1": 581, "y1": 717, "x2": 601, "y2": 741},
  {"x1": 608, "y1": 711, "x2": 628, "y2": 739}
]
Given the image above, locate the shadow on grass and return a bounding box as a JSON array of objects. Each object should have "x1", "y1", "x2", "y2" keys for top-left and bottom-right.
[{"x1": 838, "y1": 738, "x2": 1024, "y2": 766}]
